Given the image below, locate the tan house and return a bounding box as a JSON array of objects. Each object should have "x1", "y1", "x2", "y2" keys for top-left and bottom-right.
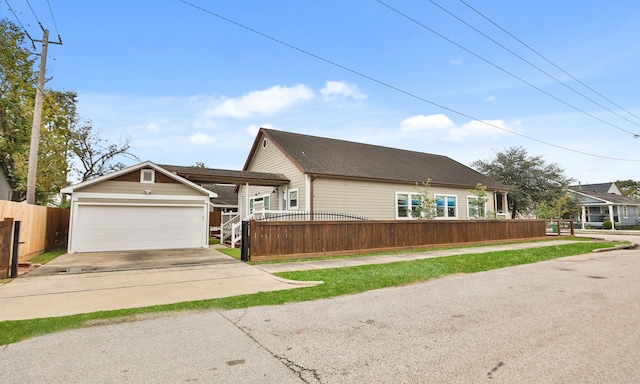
[{"x1": 239, "y1": 128, "x2": 512, "y2": 220}]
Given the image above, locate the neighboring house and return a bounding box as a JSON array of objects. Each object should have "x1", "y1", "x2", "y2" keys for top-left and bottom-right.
[
  {"x1": 61, "y1": 161, "x2": 216, "y2": 253},
  {"x1": 0, "y1": 162, "x2": 13, "y2": 201},
  {"x1": 239, "y1": 128, "x2": 513, "y2": 220},
  {"x1": 568, "y1": 182, "x2": 640, "y2": 230}
]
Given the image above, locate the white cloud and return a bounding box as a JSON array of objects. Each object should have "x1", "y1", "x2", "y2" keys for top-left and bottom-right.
[
  {"x1": 189, "y1": 132, "x2": 216, "y2": 144},
  {"x1": 400, "y1": 114, "x2": 512, "y2": 141},
  {"x1": 400, "y1": 114, "x2": 455, "y2": 132},
  {"x1": 448, "y1": 119, "x2": 510, "y2": 141},
  {"x1": 485, "y1": 96, "x2": 496, "y2": 103},
  {"x1": 450, "y1": 58, "x2": 462, "y2": 65},
  {"x1": 206, "y1": 84, "x2": 314, "y2": 118},
  {"x1": 320, "y1": 81, "x2": 367, "y2": 102}
]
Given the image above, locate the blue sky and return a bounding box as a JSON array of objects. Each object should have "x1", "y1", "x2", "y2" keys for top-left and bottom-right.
[{"x1": 4, "y1": 0, "x2": 640, "y2": 183}]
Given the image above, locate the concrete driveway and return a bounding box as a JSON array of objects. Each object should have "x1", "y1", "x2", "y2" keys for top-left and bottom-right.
[
  {"x1": 0, "y1": 246, "x2": 320, "y2": 321},
  {"x1": 26, "y1": 246, "x2": 241, "y2": 276}
]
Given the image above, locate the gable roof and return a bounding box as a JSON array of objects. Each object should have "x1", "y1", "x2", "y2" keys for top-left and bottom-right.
[
  {"x1": 568, "y1": 189, "x2": 640, "y2": 206},
  {"x1": 568, "y1": 182, "x2": 619, "y2": 194},
  {"x1": 61, "y1": 161, "x2": 217, "y2": 197},
  {"x1": 247, "y1": 128, "x2": 512, "y2": 191}
]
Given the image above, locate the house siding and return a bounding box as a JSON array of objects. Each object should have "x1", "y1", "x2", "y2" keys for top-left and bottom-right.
[
  {"x1": 313, "y1": 178, "x2": 497, "y2": 220},
  {"x1": 75, "y1": 180, "x2": 204, "y2": 196},
  {"x1": 242, "y1": 136, "x2": 306, "y2": 216},
  {"x1": 0, "y1": 168, "x2": 11, "y2": 201}
]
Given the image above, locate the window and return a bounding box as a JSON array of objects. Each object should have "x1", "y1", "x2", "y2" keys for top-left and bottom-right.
[
  {"x1": 623, "y1": 205, "x2": 628, "y2": 219},
  {"x1": 288, "y1": 189, "x2": 298, "y2": 210},
  {"x1": 250, "y1": 195, "x2": 270, "y2": 214},
  {"x1": 396, "y1": 192, "x2": 423, "y2": 218},
  {"x1": 140, "y1": 169, "x2": 155, "y2": 183},
  {"x1": 435, "y1": 194, "x2": 457, "y2": 218},
  {"x1": 262, "y1": 138, "x2": 268, "y2": 149},
  {"x1": 467, "y1": 196, "x2": 486, "y2": 219}
]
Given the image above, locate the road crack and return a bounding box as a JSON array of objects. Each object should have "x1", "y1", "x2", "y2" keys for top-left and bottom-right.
[
  {"x1": 275, "y1": 355, "x2": 321, "y2": 383},
  {"x1": 220, "y1": 311, "x2": 322, "y2": 383}
]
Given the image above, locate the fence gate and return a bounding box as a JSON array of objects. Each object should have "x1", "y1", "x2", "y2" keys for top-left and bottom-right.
[{"x1": 0, "y1": 218, "x2": 15, "y2": 278}]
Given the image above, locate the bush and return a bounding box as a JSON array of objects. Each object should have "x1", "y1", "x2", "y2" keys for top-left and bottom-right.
[{"x1": 602, "y1": 219, "x2": 613, "y2": 230}]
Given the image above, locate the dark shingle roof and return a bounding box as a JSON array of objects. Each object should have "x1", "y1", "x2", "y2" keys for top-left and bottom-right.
[
  {"x1": 161, "y1": 164, "x2": 289, "y2": 186},
  {"x1": 202, "y1": 184, "x2": 238, "y2": 206},
  {"x1": 571, "y1": 190, "x2": 640, "y2": 205},
  {"x1": 260, "y1": 129, "x2": 512, "y2": 190},
  {"x1": 568, "y1": 183, "x2": 614, "y2": 194}
]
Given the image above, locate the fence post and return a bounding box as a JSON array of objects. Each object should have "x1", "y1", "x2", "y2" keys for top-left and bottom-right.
[
  {"x1": 0, "y1": 218, "x2": 14, "y2": 278},
  {"x1": 10, "y1": 221, "x2": 21, "y2": 278},
  {"x1": 240, "y1": 220, "x2": 250, "y2": 262}
]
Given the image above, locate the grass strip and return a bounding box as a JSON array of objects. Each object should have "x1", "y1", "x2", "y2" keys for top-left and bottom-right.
[
  {"x1": 0, "y1": 241, "x2": 615, "y2": 345},
  {"x1": 26, "y1": 249, "x2": 67, "y2": 265}
]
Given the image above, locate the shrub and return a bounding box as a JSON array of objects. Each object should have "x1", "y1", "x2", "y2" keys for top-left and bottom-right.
[{"x1": 602, "y1": 219, "x2": 613, "y2": 230}]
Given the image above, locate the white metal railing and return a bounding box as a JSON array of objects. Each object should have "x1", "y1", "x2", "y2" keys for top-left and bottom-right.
[
  {"x1": 230, "y1": 214, "x2": 253, "y2": 248},
  {"x1": 220, "y1": 213, "x2": 240, "y2": 244}
]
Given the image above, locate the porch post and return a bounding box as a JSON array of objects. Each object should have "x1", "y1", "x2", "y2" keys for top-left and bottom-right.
[
  {"x1": 245, "y1": 182, "x2": 250, "y2": 217},
  {"x1": 608, "y1": 205, "x2": 615, "y2": 230},
  {"x1": 581, "y1": 206, "x2": 586, "y2": 229},
  {"x1": 502, "y1": 192, "x2": 508, "y2": 218}
]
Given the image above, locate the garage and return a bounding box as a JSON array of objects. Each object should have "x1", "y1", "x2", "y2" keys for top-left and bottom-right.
[
  {"x1": 71, "y1": 205, "x2": 206, "y2": 253},
  {"x1": 62, "y1": 162, "x2": 216, "y2": 253}
]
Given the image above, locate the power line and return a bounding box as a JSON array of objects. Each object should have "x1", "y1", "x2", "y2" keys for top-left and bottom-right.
[
  {"x1": 3, "y1": 0, "x2": 36, "y2": 46},
  {"x1": 45, "y1": 0, "x2": 62, "y2": 43},
  {"x1": 24, "y1": 0, "x2": 42, "y2": 26},
  {"x1": 427, "y1": 0, "x2": 640, "y2": 134},
  {"x1": 458, "y1": 0, "x2": 640, "y2": 125},
  {"x1": 376, "y1": 0, "x2": 639, "y2": 137},
  {"x1": 177, "y1": 0, "x2": 639, "y2": 162}
]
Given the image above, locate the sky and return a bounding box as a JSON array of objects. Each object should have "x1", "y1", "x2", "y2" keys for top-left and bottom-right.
[{"x1": 3, "y1": 0, "x2": 640, "y2": 184}]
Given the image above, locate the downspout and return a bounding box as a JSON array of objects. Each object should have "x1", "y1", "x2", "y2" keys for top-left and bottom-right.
[
  {"x1": 308, "y1": 175, "x2": 316, "y2": 220},
  {"x1": 245, "y1": 182, "x2": 249, "y2": 218}
]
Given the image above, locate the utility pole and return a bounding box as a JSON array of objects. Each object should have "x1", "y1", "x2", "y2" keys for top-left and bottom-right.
[{"x1": 26, "y1": 27, "x2": 61, "y2": 205}]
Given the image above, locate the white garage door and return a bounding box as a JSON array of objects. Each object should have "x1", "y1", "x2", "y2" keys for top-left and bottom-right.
[{"x1": 71, "y1": 205, "x2": 206, "y2": 253}]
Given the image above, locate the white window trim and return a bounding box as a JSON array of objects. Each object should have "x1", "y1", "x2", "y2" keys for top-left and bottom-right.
[
  {"x1": 140, "y1": 169, "x2": 155, "y2": 184},
  {"x1": 622, "y1": 205, "x2": 628, "y2": 219},
  {"x1": 467, "y1": 196, "x2": 486, "y2": 220},
  {"x1": 288, "y1": 188, "x2": 299, "y2": 210},
  {"x1": 250, "y1": 194, "x2": 270, "y2": 214},
  {"x1": 395, "y1": 192, "x2": 423, "y2": 219},
  {"x1": 435, "y1": 194, "x2": 458, "y2": 219}
]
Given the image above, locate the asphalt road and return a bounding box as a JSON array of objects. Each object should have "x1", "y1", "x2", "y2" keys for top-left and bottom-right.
[{"x1": 2, "y1": 233, "x2": 639, "y2": 383}]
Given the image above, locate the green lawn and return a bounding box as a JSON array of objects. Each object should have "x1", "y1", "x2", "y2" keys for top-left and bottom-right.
[{"x1": 0, "y1": 240, "x2": 616, "y2": 345}]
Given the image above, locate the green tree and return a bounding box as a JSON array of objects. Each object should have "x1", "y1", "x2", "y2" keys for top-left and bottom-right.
[
  {"x1": 12, "y1": 91, "x2": 76, "y2": 204},
  {"x1": 0, "y1": 19, "x2": 37, "y2": 199},
  {"x1": 467, "y1": 183, "x2": 490, "y2": 219},
  {"x1": 615, "y1": 179, "x2": 640, "y2": 200},
  {"x1": 412, "y1": 179, "x2": 436, "y2": 220},
  {"x1": 471, "y1": 147, "x2": 573, "y2": 219},
  {"x1": 535, "y1": 194, "x2": 581, "y2": 220}
]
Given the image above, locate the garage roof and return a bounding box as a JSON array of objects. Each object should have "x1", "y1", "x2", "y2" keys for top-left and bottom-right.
[{"x1": 61, "y1": 161, "x2": 218, "y2": 197}]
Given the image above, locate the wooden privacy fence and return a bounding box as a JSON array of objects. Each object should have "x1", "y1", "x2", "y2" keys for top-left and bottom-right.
[
  {"x1": 209, "y1": 211, "x2": 222, "y2": 227},
  {"x1": 248, "y1": 219, "x2": 548, "y2": 262},
  {"x1": 0, "y1": 201, "x2": 70, "y2": 261}
]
